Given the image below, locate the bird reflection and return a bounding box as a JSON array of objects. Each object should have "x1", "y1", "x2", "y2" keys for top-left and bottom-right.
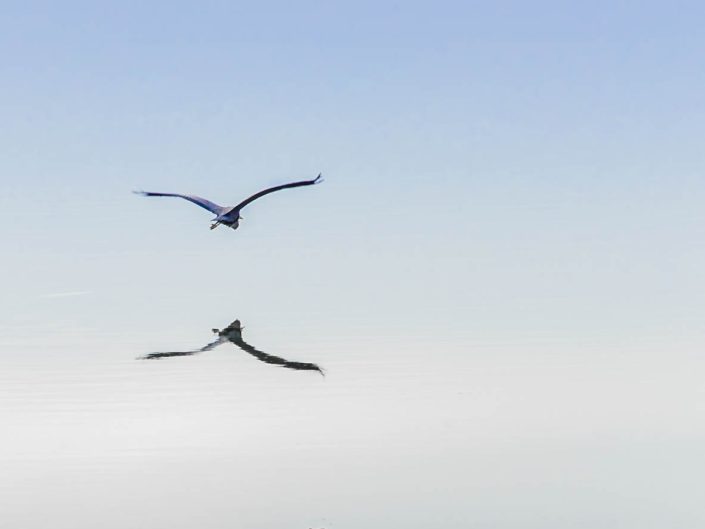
[{"x1": 141, "y1": 319, "x2": 323, "y2": 375}]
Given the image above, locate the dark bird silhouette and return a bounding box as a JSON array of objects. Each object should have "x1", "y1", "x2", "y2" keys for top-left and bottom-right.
[
  {"x1": 140, "y1": 319, "x2": 324, "y2": 375},
  {"x1": 134, "y1": 174, "x2": 323, "y2": 230}
]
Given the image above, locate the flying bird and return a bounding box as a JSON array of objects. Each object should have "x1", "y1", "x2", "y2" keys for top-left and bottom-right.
[
  {"x1": 140, "y1": 318, "x2": 324, "y2": 375},
  {"x1": 134, "y1": 174, "x2": 323, "y2": 230}
]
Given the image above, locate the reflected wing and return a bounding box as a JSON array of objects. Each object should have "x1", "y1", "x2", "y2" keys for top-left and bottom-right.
[
  {"x1": 231, "y1": 337, "x2": 324, "y2": 375},
  {"x1": 140, "y1": 337, "x2": 226, "y2": 360},
  {"x1": 140, "y1": 349, "x2": 202, "y2": 360},
  {"x1": 230, "y1": 174, "x2": 322, "y2": 212},
  {"x1": 199, "y1": 336, "x2": 226, "y2": 352},
  {"x1": 134, "y1": 191, "x2": 225, "y2": 214}
]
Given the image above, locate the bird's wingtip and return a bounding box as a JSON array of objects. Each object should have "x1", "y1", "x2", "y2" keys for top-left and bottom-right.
[
  {"x1": 314, "y1": 173, "x2": 324, "y2": 184},
  {"x1": 133, "y1": 189, "x2": 148, "y2": 196}
]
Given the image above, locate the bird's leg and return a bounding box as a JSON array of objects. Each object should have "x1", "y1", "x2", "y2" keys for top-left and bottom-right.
[{"x1": 210, "y1": 222, "x2": 221, "y2": 230}]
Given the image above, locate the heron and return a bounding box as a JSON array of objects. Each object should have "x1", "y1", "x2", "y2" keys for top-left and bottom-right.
[
  {"x1": 140, "y1": 318, "x2": 324, "y2": 375},
  {"x1": 134, "y1": 174, "x2": 323, "y2": 230}
]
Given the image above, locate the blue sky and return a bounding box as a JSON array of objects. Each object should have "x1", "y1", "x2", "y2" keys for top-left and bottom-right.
[
  {"x1": 1, "y1": 2, "x2": 705, "y2": 528},
  {"x1": 3, "y1": 1, "x2": 704, "y2": 350}
]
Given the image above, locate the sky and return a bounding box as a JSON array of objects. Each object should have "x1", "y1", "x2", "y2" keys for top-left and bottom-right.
[{"x1": 1, "y1": 2, "x2": 705, "y2": 528}]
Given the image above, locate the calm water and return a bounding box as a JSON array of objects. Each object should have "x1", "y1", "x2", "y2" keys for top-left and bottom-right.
[{"x1": 1, "y1": 315, "x2": 703, "y2": 529}]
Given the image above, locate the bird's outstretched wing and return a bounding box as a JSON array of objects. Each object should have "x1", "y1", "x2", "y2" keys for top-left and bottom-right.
[
  {"x1": 133, "y1": 191, "x2": 225, "y2": 215},
  {"x1": 230, "y1": 174, "x2": 323, "y2": 212},
  {"x1": 231, "y1": 336, "x2": 324, "y2": 375}
]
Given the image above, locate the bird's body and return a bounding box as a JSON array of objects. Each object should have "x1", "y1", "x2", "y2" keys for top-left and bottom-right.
[{"x1": 135, "y1": 174, "x2": 322, "y2": 231}]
